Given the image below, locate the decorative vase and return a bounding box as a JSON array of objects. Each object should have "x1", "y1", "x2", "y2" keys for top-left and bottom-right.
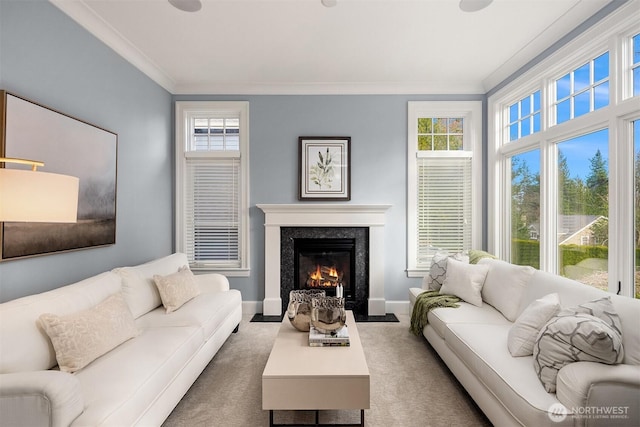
[
  {"x1": 287, "y1": 289, "x2": 326, "y2": 332},
  {"x1": 310, "y1": 296, "x2": 346, "y2": 334}
]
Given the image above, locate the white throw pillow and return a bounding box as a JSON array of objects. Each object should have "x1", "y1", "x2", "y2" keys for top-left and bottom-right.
[
  {"x1": 507, "y1": 293, "x2": 561, "y2": 357},
  {"x1": 439, "y1": 258, "x2": 489, "y2": 307},
  {"x1": 424, "y1": 251, "x2": 468, "y2": 291},
  {"x1": 113, "y1": 253, "x2": 190, "y2": 318},
  {"x1": 38, "y1": 292, "x2": 139, "y2": 373},
  {"x1": 479, "y1": 258, "x2": 535, "y2": 322},
  {"x1": 153, "y1": 266, "x2": 200, "y2": 313}
]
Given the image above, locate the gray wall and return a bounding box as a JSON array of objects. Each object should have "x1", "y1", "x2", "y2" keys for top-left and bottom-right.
[
  {"x1": 174, "y1": 94, "x2": 484, "y2": 303},
  {"x1": 2, "y1": 0, "x2": 617, "y2": 306},
  {"x1": 0, "y1": 0, "x2": 173, "y2": 302}
]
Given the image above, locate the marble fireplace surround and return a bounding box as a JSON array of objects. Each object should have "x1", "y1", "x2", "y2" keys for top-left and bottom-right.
[{"x1": 257, "y1": 204, "x2": 391, "y2": 316}]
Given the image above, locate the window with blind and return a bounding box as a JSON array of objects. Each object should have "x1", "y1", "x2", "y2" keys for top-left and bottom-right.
[
  {"x1": 407, "y1": 102, "x2": 482, "y2": 277},
  {"x1": 175, "y1": 101, "x2": 249, "y2": 276}
]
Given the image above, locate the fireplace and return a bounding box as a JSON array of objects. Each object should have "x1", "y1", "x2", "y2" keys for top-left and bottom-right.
[
  {"x1": 295, "y1": 238, "x2": 355, "y2": 296},
  {"x1": 281, "y1": 227, "x2": 368, "y2": 315},
  {"x1": 257, "y1": 204, "x2": 391, "y2": 316}
]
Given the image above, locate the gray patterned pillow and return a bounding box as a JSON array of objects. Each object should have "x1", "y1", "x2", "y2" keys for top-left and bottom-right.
[
  {"x1": 533, "y1": 298, "x2": 624, "y2": 393},
  {"x1": 557, "y1": 296, "x2": 622, "y2": 335}
]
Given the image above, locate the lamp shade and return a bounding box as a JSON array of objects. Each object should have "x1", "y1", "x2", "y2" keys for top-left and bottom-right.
[{"x1": 0, "y1": 168, "x2": 79, "y2": 222}]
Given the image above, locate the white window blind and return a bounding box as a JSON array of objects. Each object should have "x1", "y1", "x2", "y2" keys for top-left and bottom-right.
[
  {"x1": 407, "y1": 101, "x2": 482, "y2": 277},
  {"x1": 176, "y1": 101, "x2": 249, "y2": 276},
  {"x1": 416, "y1": 154, "x2": 472, "y2": 269},
  {"x1": 185, "y1": 156, "x2": 240, "y2": 268}
]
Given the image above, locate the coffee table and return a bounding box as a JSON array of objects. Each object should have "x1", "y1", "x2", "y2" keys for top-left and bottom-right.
[{"x1": 262, "y1": 310, "x2": 370, "y2": 427}]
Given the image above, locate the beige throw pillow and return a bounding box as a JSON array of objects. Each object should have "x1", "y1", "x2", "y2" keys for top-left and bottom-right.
[
  {"x1": 439, "y1": 258, "x2": 489, "y2": 307},
  {"x1": 507, "y1": 293, "x2": 561, "y2": 357},
  {"x1": 479, "y1": 258, "x2": 535, "y2": 322},
  {"x1": 153, "y1": 266, "x2": 200, "y2": 313},
  {"x1": 39, "y1": 292, "x2": 139, "y2": 373}
]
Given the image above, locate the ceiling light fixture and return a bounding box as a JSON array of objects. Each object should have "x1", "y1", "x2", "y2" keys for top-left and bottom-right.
[
  {"x1": 169, "y1": 0, "x2": 202, "y2": 13},
  {"x1": 0, "y1": 157, "x2": 79, "y2": 223},
  {"x1": 459, "y1": 0, "x2": 493, "y2": 12},
  {"x1": 321, "y1": 0, "x2": 337, "y2": 8}
]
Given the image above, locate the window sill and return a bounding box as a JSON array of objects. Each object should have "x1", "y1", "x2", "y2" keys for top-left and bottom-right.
[
  {"x1": 406, "y1": 269, "x2": 428, "y2": 278},
  {"x1": 190, "y1": 267, "x2": 250, "y2": 277}
]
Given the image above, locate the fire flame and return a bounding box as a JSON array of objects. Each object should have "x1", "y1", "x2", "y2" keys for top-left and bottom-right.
[{"x1": 307, "y1": 265, "x2": 341, "y2": 287}]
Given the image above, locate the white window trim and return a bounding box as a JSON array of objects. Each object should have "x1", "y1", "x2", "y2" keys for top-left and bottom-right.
[
  {"x1": 488, "y1": 4, "x2": 639, "y2": 296},
  {"x1": 175, "y1": 101, "x2": 250, "y2": 277},
  {"x1": 407, "y1": 101, "x2": 483, "y2": 277}
]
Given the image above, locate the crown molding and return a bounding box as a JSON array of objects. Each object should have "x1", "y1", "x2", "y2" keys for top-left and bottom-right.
[{"x1": 172, "y1": 81, "x2": 485, "y2": 96}]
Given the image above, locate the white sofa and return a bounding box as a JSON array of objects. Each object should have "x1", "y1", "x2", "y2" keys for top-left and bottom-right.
[
  {"x1": 0, "y1": 253, "x2": 242, "y2": 427},
  {"x1": 410, "y1": 257, "x2": 640, "y2": 427}
]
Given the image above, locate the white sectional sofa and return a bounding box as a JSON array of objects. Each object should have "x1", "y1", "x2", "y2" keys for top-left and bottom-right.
[
  {"x1": 0, "y1": 253, "x2": 242, "y2": 427},
  {"x1": 410, "y1": 257, "x2": 640, "y2": 427}
]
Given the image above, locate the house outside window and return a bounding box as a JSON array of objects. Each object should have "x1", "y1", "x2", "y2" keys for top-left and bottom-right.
[
  {"x1": 488, "y1": 6, "x2": 639, "y2": 298},
  {"x1": 407, "y1": 101, "x2": 482, "y2": 277},
  {"x1": 175, "y1": 101, "x2": 250, "y2": 276}
]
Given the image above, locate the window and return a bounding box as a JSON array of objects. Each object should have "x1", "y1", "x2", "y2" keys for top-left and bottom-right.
[
  {"x1": 509, "y1": 91, "x2": 541, "y2": 141},
  {"x1": 554, "y1": 53, "x2": 609, "y2": 124},
  {"x1": 175, "y1": 101, "x2": 250, "y2": 276},
  {"x1": 510, "y1": 149, "x2": 540, "y2": 268},
  {"x1": 407, "y1": 101, "x2": 482, "y2": 277},
  {"x1": 488, "y1": 5, "x2": 639, "y2": 297},
  {"x1": 557, "y1": 130, "x2": 609, "y2": 289}
]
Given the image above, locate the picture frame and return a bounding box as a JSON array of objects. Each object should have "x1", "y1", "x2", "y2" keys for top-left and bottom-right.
[
  {"x1": 299, "y1": 136, "x2": 350, "y2": 201},
  {"x1": 1, "y1": 91, "x2": 118, "y2": 261}
]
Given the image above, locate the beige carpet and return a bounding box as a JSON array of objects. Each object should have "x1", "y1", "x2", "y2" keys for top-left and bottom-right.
[{"x1": 162, "y1": 314, "x2": 491, "y2": 427}]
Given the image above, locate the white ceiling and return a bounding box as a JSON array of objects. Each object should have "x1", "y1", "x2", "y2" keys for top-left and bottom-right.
[{"x1": 49, "y1": 0, "x2": 613, "y2": 95}]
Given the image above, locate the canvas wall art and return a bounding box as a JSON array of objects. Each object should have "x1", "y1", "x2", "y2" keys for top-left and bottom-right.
[{"x1": 0, "y1": 91, "x2": 117, "y2": 260}]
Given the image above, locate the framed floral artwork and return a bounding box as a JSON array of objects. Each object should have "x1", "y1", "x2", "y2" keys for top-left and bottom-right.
[{"x1": 299, "y1": 136, "x2": 350, "y2": 201}]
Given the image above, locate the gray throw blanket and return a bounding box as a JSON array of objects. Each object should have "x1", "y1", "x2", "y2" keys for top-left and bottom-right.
[{"x1": 410, "y1": 290, "x2": 461, "y2": 336}]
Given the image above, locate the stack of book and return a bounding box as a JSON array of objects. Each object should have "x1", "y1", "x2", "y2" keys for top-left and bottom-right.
[{"x1": 309, "y1": 325, "x2": 350, "y2": 347}]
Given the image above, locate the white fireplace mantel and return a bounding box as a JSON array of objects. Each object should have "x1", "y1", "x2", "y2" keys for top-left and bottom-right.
[{"x1": 257, "y1": 204, "x2": 392, "y2": 316}]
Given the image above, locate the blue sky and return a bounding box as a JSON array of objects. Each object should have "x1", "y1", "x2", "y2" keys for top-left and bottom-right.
[
  {"x1": 514, "y1": 130, "x2": 608, "y2": 180},
  {"x1": 515, "y1": 124, "x2": 640, "y2": 181}
]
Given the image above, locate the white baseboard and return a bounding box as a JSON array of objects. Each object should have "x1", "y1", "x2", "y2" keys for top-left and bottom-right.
[
  {"x1": 242, "y1": 301, "x2": 262, "y2": 316},
  {"x1": 242, "y1": 300, "x2": 410, "y2": 316},
  {"x1": 385, "y1": 300, "x2": 411, "y2": 315}
]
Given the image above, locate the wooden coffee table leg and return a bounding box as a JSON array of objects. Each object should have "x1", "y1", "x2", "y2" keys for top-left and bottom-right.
[{"x1": 360, "y1": 409, "x2": 364, "y2": 426}]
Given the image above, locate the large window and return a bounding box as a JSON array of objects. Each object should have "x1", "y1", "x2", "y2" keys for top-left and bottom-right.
[
  {"x1": 175, "y1": 101, "x2": 250, "y2": 276},
  {"x1": 489, "y1": 5, "x2": 639, "y2": 297},
  {"x1": 407, "y1": 101, "x2": 482, "y2": 277},
  {"x1": 510, "y1": 149, "x2": 540, "y2": 268},
  {"x1": 557, "y1": 130, "x2": 609, "y2": 289}
]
